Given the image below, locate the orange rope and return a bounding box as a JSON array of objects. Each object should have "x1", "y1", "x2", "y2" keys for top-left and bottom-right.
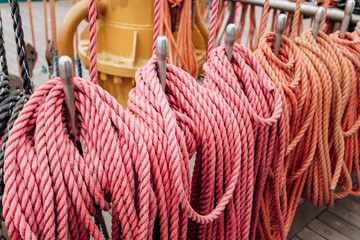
[
  {"x1": 27, "y1": 0, "x2": 35, "y2": 49},
  {"x1": 159, "y1": 0, "x2": 198, "y2": 78},
  {"x1": 330, "y1": 31, "x2": 360, "y2": 196},
  {"x1": 43, "y1": 0, "x2": 49, "y2": 55},
  {"x1": 49, "y1": 0, "x2": 57, "y2": 51},
  {"x1": 235, "y1": 5, "x2": 248, "y2": 43},
  {"x1": 295, "y1": 30, "x2": 353, "y2": 207},
  {"x1": 254, "y1": 32, "x2": 318, "y2": 238},
  {"x1": 270, "y1": 9, "x2": 278, "y2": 32},
  {"x1": 353, "y1": 22, "x2": 360, "y2": 37},
  {"x1": 289, "y1": 0, "x2": 302, "y2": 40},
  {"x1": 258, "y1": 0, "x2": 270, "y2": 42},
  {"x1": 319, "y1": 0, "x2": 330, "y2": 30},
  {"x1": 247, "y1": 5, "x2": 257, "y2": 50}
]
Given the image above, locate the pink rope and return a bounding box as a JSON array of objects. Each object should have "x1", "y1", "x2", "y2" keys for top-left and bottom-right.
[
  {"x1": 207, "y1": 0, "x2": 219, "y2": 59},
  {"x1": 3, "y1": 44, "x2": 285, "y2": 239},
  {"x1": 88, "y1": 0, "x2": 97, "y2": 84},
  {"x1": 153, "y1": 0, "x2": 161, "y2": 53},
  {"x1": 203, "y1": 43, "x2": 286, "y2": 240}
]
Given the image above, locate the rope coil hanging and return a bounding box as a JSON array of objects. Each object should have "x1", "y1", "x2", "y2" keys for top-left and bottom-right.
[
  {"x1": 254, "y1": 32, "x2": 318, "y2": 238},
  {"x1": 0, "y1": 0, "x2": 33, "y2": 238},
  {"x1": 295, "y1": 29, "x2": 353, "y2": 207}
]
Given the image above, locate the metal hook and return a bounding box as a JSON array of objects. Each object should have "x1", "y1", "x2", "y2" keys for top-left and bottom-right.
[
  {"x1": 59, "y1": 55, "x2": 77, "y2": 143},
  {"x1": 313, "y1": 7, "x2": 325, "y2": 40},
  {"x1": 340, "y1": 0, "x2": 355, "y2": 38},
  {"x1": 225, "y1": 24, "x2": 237, "y2": 61},
  {"x1": 274, "y1": 14, "x2": 287, "y2": 56},
  {"x1": 155, "y1": 36, "x2": 168, "y2": 91}
]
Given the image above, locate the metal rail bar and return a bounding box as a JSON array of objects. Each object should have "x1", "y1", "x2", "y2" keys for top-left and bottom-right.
[{"x1": 226, "y1": 0, "x2": 360, "y2": 23}]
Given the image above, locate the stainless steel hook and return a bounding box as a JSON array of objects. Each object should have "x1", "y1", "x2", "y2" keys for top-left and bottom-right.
[
  {"x1": 59, "y1": 55, "x2": 77, "y2": 143},
  {"x1": 274, "y1": 14, "x2": 287, "y2": 56},
  {"x1": 313, "y1": 7, "x2": 325, "y2": 40},
  {"x1": 340, "y1": 0, "x2": 355, "y2": 38},
  {"x1": 225, "y1": 23, "x2": 237, "y2": 61},
  {"x1": 155, "y1": 36, "x2": 168, "y2": 91}
]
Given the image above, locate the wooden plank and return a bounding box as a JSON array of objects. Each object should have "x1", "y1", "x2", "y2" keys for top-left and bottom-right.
[
  {"x1": 297, "y1": 227, "x2": 325, "y2": 240},
  {"x1": 347, "y1": 194, "x2": 360, "y2": 204},
  {"x1": 290, "y1": 236, "x2": 301, "y2": 240},
  {"x1": 327, "y1": 203, "x2": 360, "y2": 229},
  {"x1": 287, "y1": 202, "x2": 327, "y2": 238},
  {"x1": 318, "y1": 211, "x2": 360, "y2": 240},
  {"x1": 308, "y1": 219, "x2": 351, "y2": 240},
  {"x1": 337, "y1": 197, "x2": 360, "y2": 216}
]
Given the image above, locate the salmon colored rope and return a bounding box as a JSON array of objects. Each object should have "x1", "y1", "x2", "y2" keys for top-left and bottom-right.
[
  {"x1": 27, "y1": 0, "x2": 35, "y2": 49},
  {"x1": 254, "y1": 33, "x2": 318, "y2": 238},
  {"x1": 353, "y1": 23, "x2": 360, "y2": 37},
  {"x1": 319, "y1": 0, "x2": 330, "y2": 30},
  {"x1": 42, "y1": 0, "x2": 49, "y2": 55},
  {"x1": 258, "y1": 0, "x2": 270, "y2": 43},
  {"x1": 329, "y1": 31, "x2": 360, "y2": 196},
  {"x1": 155, "y1": 0, "x2": 198, "y2": 77},
  {"x1": 295, "y1": 30, "x2": 353, "y2": 207}
]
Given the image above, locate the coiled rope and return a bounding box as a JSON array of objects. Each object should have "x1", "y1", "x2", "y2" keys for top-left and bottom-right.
[
  {"x1": 353, "y1": 22, "x2": 360, "y2": 37},
  {"x1": 0, "y1": 0, "x2": 33, "y2": 238},
  {"x1": 203, "y1": 43, "x2": 286, "y2": 240},
  {"x1": 207, "y1": 1, "x2": 286, "y2": 238},
  {"x1": 254, "y1": 33, "x2": 318, "y2": 238},
  {"x1": 329, "y1": 31, "x2": 360, "y2": 196},
  {"x1": 295, "y1": 29, "x2": 353, "y2": 207},
  {"x1": 2, "y1": 0, "x2": 288, "y2": 239}
]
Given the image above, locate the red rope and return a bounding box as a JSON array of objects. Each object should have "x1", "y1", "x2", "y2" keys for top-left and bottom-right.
[{"x1": 88, "y1": 0, "x2": 97, "y2": 84}]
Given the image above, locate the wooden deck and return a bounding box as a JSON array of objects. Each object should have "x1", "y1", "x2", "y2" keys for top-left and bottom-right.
[
  {"x1": 1, "y1": 1, "x2": 360, "y2": 239},
  {"x1": 288, "y1": 196, "x2": 360, "y2": 240}
]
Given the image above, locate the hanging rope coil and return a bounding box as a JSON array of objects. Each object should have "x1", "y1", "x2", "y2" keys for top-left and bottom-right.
[
  {"x1": 203, "y1": 43, "x2": 286, "y2": 240},
  {"x1": 0, "y1": 0, "x2": 33, "y2": 238},
  {"x1": 254, "y1": 33, "x2": 318, "y2": 238},
  {"x1": 294, "y1": 29, "x2": 353, "y2": 207},
  {"x1": 329, "y1": 31, "x2": 360, "y2": 196},
  {"x1": 3, "y1": 50, "x2": 282, "y2": 239}
]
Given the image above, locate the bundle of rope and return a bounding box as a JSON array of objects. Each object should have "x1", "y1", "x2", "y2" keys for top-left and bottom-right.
[
  {"x1": 2, "y1": 51, "x2": 279, "y2": 240},
  {"x1": 294, "y1": 29, "x2": 353, "y2": 207},
  {"x1": 0, "y1": 0, "x2": 33, "y2": 238},
  {"x1": 353, "y1": 22, "x2": 360, "y2": 37},
  {"x1": 329, "y1": 30, "x2": 360, "y2": 196},
  {"x1": 155, "y1": 0, "x2": 198, "y2": 78},
  {"x1": 203, "y1": 43, "x2": 286, "y2": 240},
  {"x1": 253, "y1": 33, "x2": 318, "y2": 238},
  {"x1": 206, "y1": 2, "x2": 286, "y2": 235}
]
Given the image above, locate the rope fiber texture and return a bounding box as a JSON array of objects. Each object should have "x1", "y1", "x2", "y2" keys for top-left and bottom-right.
[
  {"x1": 329, "y1": 31, "x2": 360, "y2": 197},
  {"x1": 0, "y1": 0, "x2": 33, "y2": 238},
  {"x1": 254, "y1": 33, "x2": 318, "y2": 239},
  {"x1": 1, "y1": 45, "x2": 285, "y2": 239},
  {"x1": 295, "y1": 29, "x2": 353, "y2": 207},
  {"x1": 203, "y1": 43, "x2": 286, "y2": 240}
]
